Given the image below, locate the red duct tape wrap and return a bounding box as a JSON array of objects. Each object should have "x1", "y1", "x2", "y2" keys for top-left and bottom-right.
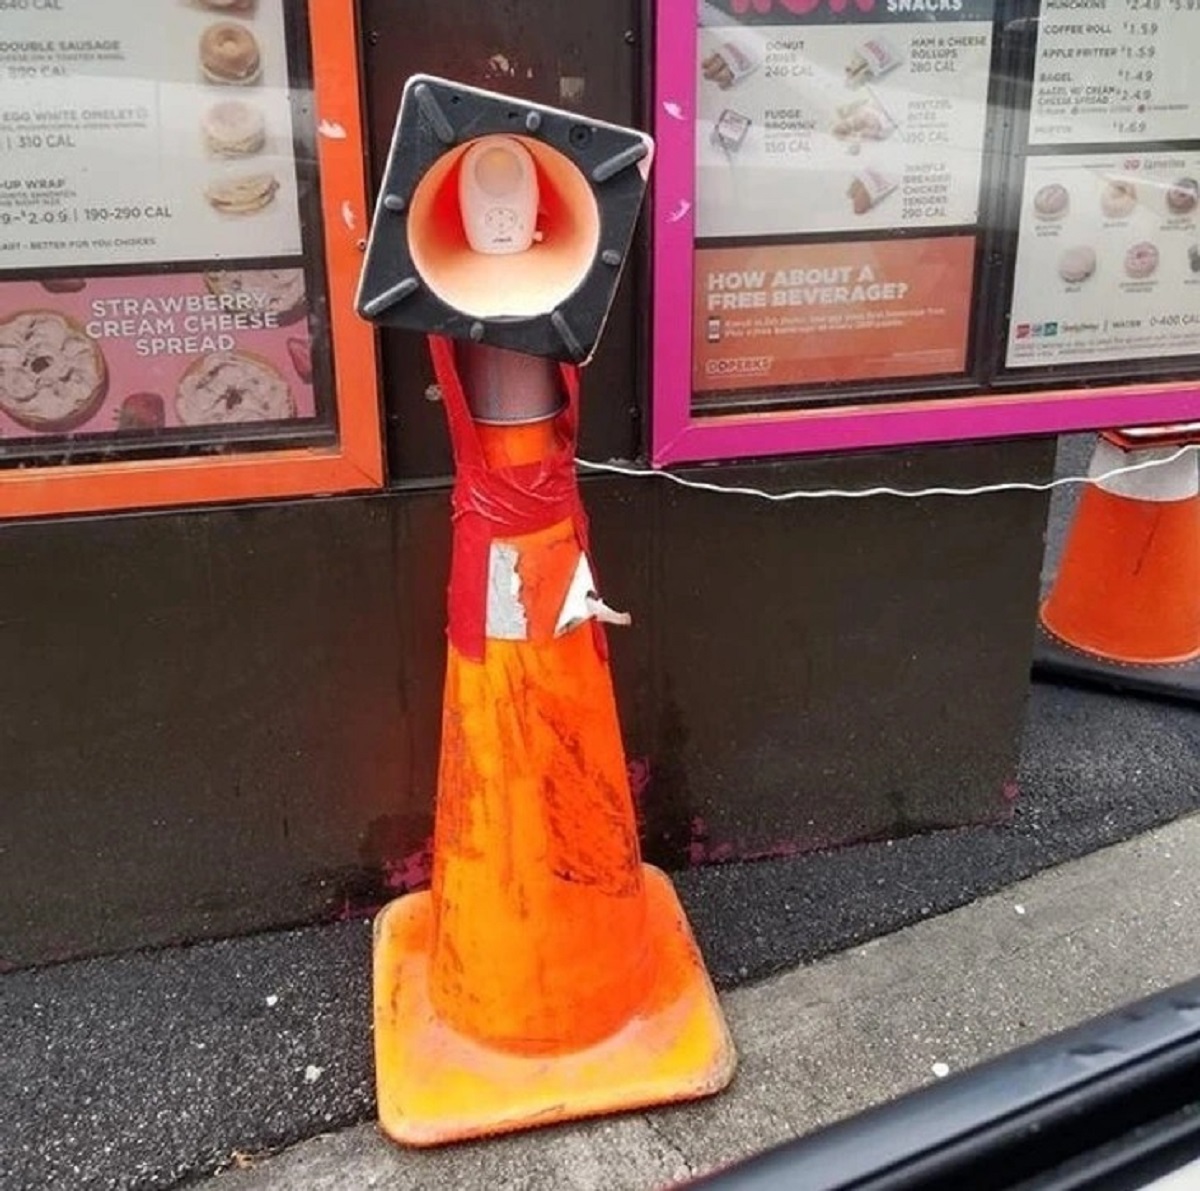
[{"x1": 426, "y1": 335, "x2": 606, "y2": 662}]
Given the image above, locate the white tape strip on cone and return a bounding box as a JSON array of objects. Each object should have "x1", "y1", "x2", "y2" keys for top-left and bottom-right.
[{"x1": 1090, "y1": 438, "x2": 1200, "y2": 503}]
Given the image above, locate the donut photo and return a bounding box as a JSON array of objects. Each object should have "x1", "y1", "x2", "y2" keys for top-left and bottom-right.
[
  {"x1": 1100, "y1": 179, "x2": 1137, "y2": 220},
  {"x1": 1057, "y1": 246, "x2": 1097, "y2": 285},
  {"x1": 199, "y1": 22, "x2": 262, "y2": 86},
  {"x1": 1167, "y1": 177, "x2": 1199, "y2": 217},
  {"x1": 0, "y1": 310, "x2": 108, "y2": 432},
  {"x1": 1124, "y1": 241, "x2": 1160, "y2": 280},
  {"x1": 1033, "y1": 183, "x2": 1069, "y2": 221},
  {"x1": 176, "y1": 350, "x2": 296, "y2": 425}
]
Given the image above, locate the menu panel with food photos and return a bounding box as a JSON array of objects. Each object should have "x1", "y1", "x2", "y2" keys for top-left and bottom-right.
[
  {"x1": 696, "y1": 0, "x2": 996, "y2": 239},
  {"x1": 691, "y1": 0, "x2": 996, "y2": 398},
  {"x1": 0, "y1": 0, "x2": 302, "y2": 270},
  {"x1": 0, "y1": 0, "x2": 326, "y2": 457},
  {"x1": 655, "y1": 0, "x2": 1200, "y2": 463},
  {"x1": 0, "y1": 269, "x2": 315, "y2": 437},
  {"x1": 1007, "y1": 150, "x2": 1200, "y2": 367}
]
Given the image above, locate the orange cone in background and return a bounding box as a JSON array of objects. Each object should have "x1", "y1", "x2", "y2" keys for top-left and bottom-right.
[
  {"x1": 372, "y1": 342, "x2": 736, "y2": 1148},
  {"x1": 1041, "y1": 432, "x2": 1200, "y2": 665}
]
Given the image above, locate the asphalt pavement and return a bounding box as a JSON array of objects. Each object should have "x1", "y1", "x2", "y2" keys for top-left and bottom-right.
[{"x1": 4, "y1": 677, "x2": 1200, "y2": 1191}]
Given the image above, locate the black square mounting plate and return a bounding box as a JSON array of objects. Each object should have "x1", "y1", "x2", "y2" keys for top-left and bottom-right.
[{"x1": 355, "y1": 74, "x2": 653, "y2": 364}]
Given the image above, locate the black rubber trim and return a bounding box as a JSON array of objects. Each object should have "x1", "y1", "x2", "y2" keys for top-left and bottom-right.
[{"x1": 691, "y1": 978, "x2": 1200, "y2": 1190}]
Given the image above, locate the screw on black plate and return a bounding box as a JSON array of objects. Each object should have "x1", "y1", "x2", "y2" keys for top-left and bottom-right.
[
  {"x1": 360, "y1": 277, "x2": 420, "y2": 318},
  {"x1": 592, "y1": 140, "x2": 649, "y2": 183},
  {"x1": 551, "y1": 310, "x2": 586, "y2": 361},
  {"x1": 383, "y1": 193, "x2": 406, "y2": 213},
  {"x1": 412, "y1": 83, "x2": 456, "y2": 145},
  {"x1": 525, "y1": 111, "x2": 543, "y2": 133}
]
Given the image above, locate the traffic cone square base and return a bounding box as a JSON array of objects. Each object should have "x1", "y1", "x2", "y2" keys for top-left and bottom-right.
[
  {"x1": 373, "y1": 864, "x2": 736, "y2": 1148},
  {"x1": 1033, "y1": 623, "x2": 1200, "y2": 705}
]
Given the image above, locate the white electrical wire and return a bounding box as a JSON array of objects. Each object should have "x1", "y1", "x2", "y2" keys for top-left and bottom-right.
[{"x1": 576, "y1": 444, "x2": 1200, "y2": 502}]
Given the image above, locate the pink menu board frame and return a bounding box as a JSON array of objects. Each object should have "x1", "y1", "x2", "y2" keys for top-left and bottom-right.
[{"x1": 651, "y1": 0, "x2": 1200, "y2": 465}]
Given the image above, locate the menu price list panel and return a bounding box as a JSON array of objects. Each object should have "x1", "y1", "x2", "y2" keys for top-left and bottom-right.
[
  {"x1": 1008, "y1": 0, "x2": 1200, "y2": 371},
  {"x1": 1029, "y1": 0, "x2": 1200, "y2": 146}
]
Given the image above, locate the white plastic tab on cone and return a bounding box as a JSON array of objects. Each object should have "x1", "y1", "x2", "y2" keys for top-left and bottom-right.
[
  {"x1": 555, "y1": 554, "x2": 597, "y2": 637},
  {"x1": 554, "y1": 555, "x2": 631, "y2": 636},
  {"x1": 1089, "y1": 439, "x2": 1200, "y2": 504}
]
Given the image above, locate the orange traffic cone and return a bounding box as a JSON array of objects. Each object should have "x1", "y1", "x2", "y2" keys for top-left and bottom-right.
[
  {"x1": 372, "y1": 340, "x2": 735, "y2": 1147},
  {"x1": 1041, "y1": 433, "x2": 1200, "y2": 665}
]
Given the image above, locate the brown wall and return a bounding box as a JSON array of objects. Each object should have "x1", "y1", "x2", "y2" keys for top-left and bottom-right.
[
  {"x1": 0, "y1": 438, "x2": 1052, "y2": 969},
  {"x1": 0, "y1": 2, "x2": 1056, "y2": 969}
]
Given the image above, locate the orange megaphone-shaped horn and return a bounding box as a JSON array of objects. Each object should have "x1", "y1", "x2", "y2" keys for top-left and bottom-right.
[{"x1": 356, "y1": 75, "x2": 652, "y2": 365}]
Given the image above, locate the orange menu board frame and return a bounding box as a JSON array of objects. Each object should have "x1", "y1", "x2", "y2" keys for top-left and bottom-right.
[{"x1": 0, "y1": 0, "x2": 381, "y2": 520}]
